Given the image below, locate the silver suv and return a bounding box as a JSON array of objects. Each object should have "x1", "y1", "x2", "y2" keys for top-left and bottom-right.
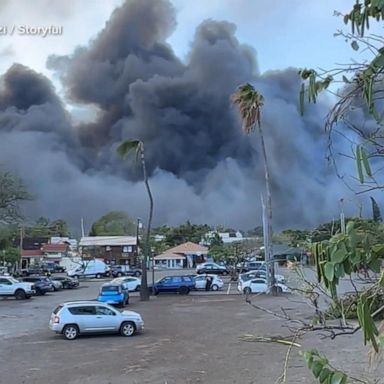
[{"x1": 49, "y1": 301, "x2": 144, "y2": 340}]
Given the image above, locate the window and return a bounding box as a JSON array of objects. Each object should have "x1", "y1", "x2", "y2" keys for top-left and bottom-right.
[
  {"x1": 252, "y1": 279, "x2": 266, "y2": 284},
  {"x1": 68, "y1": 306, "x2": 96, "y2": 315},
  {"x1": 160, "y1": 277, "x2": 171, "y2": 284},
  {"x1": 53, "y1": 305, "x2": 63, "y2": 315},
  {"x1": 0, "y1": 278, "x2": 11, "y2": 285},
  {"x1": 182, "y1": 277, "x2": 193, "y2": 282},
  {"x1": 101, "y1": 286, "x2": 120, "y2": 293},
  {"x1": 96, "y1": 306, "x2": 115, "y2": 316},
  {"x1": 172, "y1": 277, "x2": 182, "y2": 283},
  {"x1": 123, "y1": 246, "x2": 132, "y2": 253}
]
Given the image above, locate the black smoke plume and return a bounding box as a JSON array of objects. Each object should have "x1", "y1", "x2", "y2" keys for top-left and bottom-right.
[{"x1": 0, "y1": 0, "x2": 367, "y2": 232}]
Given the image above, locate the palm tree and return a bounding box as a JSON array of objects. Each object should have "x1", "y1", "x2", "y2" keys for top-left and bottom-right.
[
  {"x1": 117, "y1": 140, "x2": 153, "y2": 301},
  {"x1": 231, "y1": 83, "x2": 277, "y2": 294}
]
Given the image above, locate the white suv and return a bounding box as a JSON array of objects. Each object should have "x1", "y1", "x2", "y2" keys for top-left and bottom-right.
[
  {"x1": 49, "y1": 301, "x2": 144, "y2": 340},
  {"x1": 0, "y1": 276, "x2": 35, "y2": 299}
]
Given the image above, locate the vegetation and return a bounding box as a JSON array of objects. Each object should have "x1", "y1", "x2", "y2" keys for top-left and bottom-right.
[
  {"x1": 24, "y1": 217, "x2": 70, "y2": 238},
  {"x1": 89, "y1": 211, "x2": 136, "y2": 236},
  {"x1": 232, "y1": 84, "x2": 276, "y2": 292},
  {"x1": 117, "y1": 140, "x2": 153, "y2": 301},
  {"x1": 0, "y1": 170, "x2": 31, "y2": 224}
]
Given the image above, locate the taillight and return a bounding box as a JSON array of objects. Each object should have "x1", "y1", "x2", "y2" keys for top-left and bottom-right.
[{"x1": 53, "y1": 315, "x2": 60, "y2": 324}]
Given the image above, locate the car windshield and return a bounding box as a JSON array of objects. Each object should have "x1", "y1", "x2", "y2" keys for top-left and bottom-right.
[{"x1": 9, "y1": 277, "x2": 20, "y2": 283}]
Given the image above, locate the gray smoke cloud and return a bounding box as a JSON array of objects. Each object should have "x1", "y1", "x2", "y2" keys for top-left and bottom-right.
[{"x1": 0, "y1": 0, "x2": 368, "y2": 233}]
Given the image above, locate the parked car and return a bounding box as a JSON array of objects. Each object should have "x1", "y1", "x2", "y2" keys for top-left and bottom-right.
[
  {"x1": 21, "y1": 276, "x2": 54, "y2": 295},
  {"x1": 18, "y1": 266, "x2": 44, "y2": 277},
  {"x1": 151, "y1": 275, "x2": 195, "y2": 295},
  {"x1": 196, "y1": 262, "x2": 229, "y2": 275},
  {"x1": 111, "y1": 277, "x2": 141, "y2": 292},
  {"x1": 0, "y1": 276, "x2": 35, "y2": 299},
  {"x1": 49, "y1": 279, "x2": 63, "y2": 291},
  {"x1": 50, "y1": 276, "x2": 79, "y2": 289},
  {"x1": 193, "y1": 274, "x2": 224, "y2": 291},
  {"x1": 239, "y1": 270, "x2": 286, "y2": 284},
  {"x1": 236, "y1": 261, "x2": 266, "y2": 273},
  {"x1": 97, "y1": 282, "x2": 129, "y2": 307},
  {"x1": 49, "y1": 301, "x2": 144, "y2": 340},
  {"x1": 238, "y1": 278, "x2": 289, "y2": 294}
]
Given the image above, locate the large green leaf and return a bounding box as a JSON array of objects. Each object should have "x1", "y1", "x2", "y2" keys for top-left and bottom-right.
[
  {"x1": 312, "y1": 361, "x2": 324, "y2": 378},
  {"x1": 331, "y1": 249, "x2": 346, "y2": 263},
  {"x1": 330, "y1": 371, "x2": 347, "y2": 384},
  {"x1": 324, "y1": 262, "x2": 335, "y2": 281}
]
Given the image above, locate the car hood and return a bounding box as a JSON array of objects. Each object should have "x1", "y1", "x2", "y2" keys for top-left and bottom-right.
[{"x1": 121, "y1": 310, "x2": 141, "y2": 318}]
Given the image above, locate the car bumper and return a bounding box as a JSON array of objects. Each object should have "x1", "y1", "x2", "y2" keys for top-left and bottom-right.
[
  {"x1": 49, "y1": 322, "x2": 63, "y2": 333},
  {"x1": 135, "y1": 320, "x2": 144, "y2": 331}
]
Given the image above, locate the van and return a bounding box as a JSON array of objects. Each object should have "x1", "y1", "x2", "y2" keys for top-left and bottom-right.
[{"x1": 67, "y1": 259, "x2": 109, "y2": 279}]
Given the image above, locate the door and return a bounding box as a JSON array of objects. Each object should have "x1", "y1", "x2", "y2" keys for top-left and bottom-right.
[
  {"x1": 69, "y1": 305, "x2": 99, "y2": 332},
  {"x1": 0, "y1": 278, "x2": 13, "y2": 295},
  {"x1": 250, "y1": 279, "x2": 268, "y2": 293},
  {"x1": 156, "y1": 276, "x2": 172, "y2": 292},
  {"x1": 124, "y1": 278, "x2": 138, "y2": 291},
  {"x1": 94, "y1": 306, "x2": 120, "y2": 331},
  {"x1": 194, "y1": 276, "x2": 206, "y2": 290}
]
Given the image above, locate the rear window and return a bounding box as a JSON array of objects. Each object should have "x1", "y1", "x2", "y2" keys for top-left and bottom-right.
[
  {"x1": 182, "y1": 277, "x2": 193, "y2": 282},
  {"x1": 101, "y1": 286, "x2": 119, "y2": 293},
  {"x1": 53, "y1": 305, "x2": 63, "y2": 315}
]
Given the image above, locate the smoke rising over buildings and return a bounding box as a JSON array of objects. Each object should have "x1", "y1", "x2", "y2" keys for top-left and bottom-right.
[{"x1": 0, "y1": 0, "x2": 362, "y2": 231}]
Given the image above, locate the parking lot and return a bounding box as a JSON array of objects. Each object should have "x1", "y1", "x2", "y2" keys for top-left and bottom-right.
[{"x1": 0, "y1": 269, "x2": 379, "y2": 384}]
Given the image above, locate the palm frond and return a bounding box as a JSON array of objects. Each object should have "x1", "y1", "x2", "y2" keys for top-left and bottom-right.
[
  {"x1": 117, "y1": 140, "x2": 142, "y2": 159},
  {"x1": 231, "y1": 83, "x2": 264, "y2": 133}
]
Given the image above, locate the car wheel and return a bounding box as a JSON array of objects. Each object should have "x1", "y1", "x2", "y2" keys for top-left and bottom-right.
[
  {"x1": 14, "y1": 289, "x2": 26, "y2": 300},
  {"x1": 117, "y1": 272, "x2": 122, "y2": 277},
  {"x1": 178, "y1": 286, "x2": 189, "y2": 295},
  {"x1": 277, "y1": 286, "x2": 283, "y2": 294},
  {"x1": 153, "y1": 289, "x2": 159, "y2": 296},
  {"x1": 243, "y1": 287, "x2": 251, "y2": 295},
  {"x1": 135, "y1": 285, "x2": 141, "y2": 292},
  {"x1": 95, "y1": 274, "x2": 101, "y2": 279},
  {"x1": 63, "y1": 324, "x2": 79, "y2": 340},
  {"x1": 135, "y1": 271, "x2": 141, "y2": 277},
  {"x1": 120, "y1": 321, "x2": 136, "y2": 337},
  {"x1": 211, "y1": 284, "x2": 219, "y2": 291},
  {"x1": 73, "y1": 275, "x2": 79, "y2": 279},
  {"x1": 222, "y1": 271, "x2": 228, "y2": 276}
]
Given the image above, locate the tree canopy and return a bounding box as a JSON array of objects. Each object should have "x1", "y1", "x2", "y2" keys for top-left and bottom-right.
[
  {"x1": 0, "y1": 170, "x2": 31, "y2": 224},
  {"x1": 89, "y1": 211, "x2": 137, "y2": 236}
]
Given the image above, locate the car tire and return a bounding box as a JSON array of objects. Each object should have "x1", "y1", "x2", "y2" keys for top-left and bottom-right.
[
  {"x1": 14, "y1": 289, "x2": 26, "y2": 300},
  {"x1": 117, "y1": 272, "x2": 122, "y2": 277},
  {"x1": 95, "y1": 274, "x2": 101, "y2": 279},
  {"x1": 63, "y1": 324, "x2": 79, "y2": 340},
  {"x1": 135, "y1": 285, "x2": 141, "y2": 292},
  {"x1": 222, "y1": 271, "x2": 228, "y2": 276},
  {"x1": 243, "y1": 287, "x2": 251, "y2": 295},
  {"x1": 277, "y1": 286, "x2": 283, "y2": 294},
  {"x1": 135, "y1": 271, "x2": 141, "y2": 277},
  {"x1": 178, "y1": 286, "x2": 189, "y2": 295},
  {"x1": 120, "y1": 321, "x2": 136, "y2": 337},
  {"x1": 153, "y1": 289, "x2": 159, "y2": 296},
  {"x1": 211, "y1": 284, "x2": 219, "y2": 291}
]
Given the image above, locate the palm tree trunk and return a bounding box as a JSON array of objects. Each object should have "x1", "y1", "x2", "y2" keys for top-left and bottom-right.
[
  {"x1": 257, "y1": 124, "x2": 276, "y2": 295},
  {"x1": 139, "y1": 148, "x2": 153, "y2": 301}
]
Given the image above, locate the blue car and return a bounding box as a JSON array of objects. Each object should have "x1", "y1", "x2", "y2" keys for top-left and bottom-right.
[
  {"x1": 152, "y1": 276, "x2": 195, "y2": 295},
  {"x1": 97, "y1": 283, "x2": 129, "y2": 307}
]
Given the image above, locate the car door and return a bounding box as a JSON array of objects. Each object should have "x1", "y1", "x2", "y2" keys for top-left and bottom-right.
[
  {"x1": 124, "y1": 277, "x2": 137, "y2": 291},
  {"x1": 250, "y1": 279, "x2": 268, "y2": 293},
  {"x1": 70, "y1": 305, "x2": 99, "y2": 332},
  {"x1": 156, "y1": 276, "x2": 172, "y2": 292},
  {"x1": 95, "y1": 305, "x2": 120, "y2": 331},
  {"x1": 0, "y1": 278, "x2": 13, "y2": 295},
  {"x1": 194, "y1": 275, "x2": 206, "y2": 290}
]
